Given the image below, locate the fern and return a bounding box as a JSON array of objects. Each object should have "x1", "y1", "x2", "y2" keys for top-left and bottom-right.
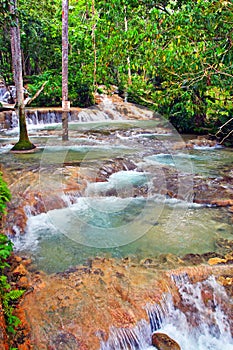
[
  {"x1": 0, "y1": 172, "x2": 11, "y2": 217},
  {"x1": 0, "y1": 233, "x2": 13, "y2": 269},
  {"x1": 5, "y1": 289, "x2": 25, "y2": 301},
  {"x1": 1, "y1": 289, "x2": 25, "y2": 334},
  {"x1": 0, "y1": 275, "x2": 10, "y2": 289},
  {"x1": 0, "y1": 173, "x2": 23, "y2": 341}
]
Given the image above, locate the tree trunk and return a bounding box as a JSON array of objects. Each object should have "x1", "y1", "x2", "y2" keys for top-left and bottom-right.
[
  {"x1": 10, "y1": 0, "x2": 35, "y2": 151},
  {"x1": 92, "y1": 0, "x2": 97, "y2": 101},
  {"x1": 124, "y1": 5, "x2": 132, "y2": 102},
  {"x1": 62, "y1": 0, "x2": 69, "y2": 141}
]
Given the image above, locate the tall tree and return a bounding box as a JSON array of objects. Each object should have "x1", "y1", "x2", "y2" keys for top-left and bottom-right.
[
  {"x1": 124, "y1": 4, "x2": 132, "y2": 102},
  {"x1": 9, "y1": 0, "x2": 35, "y2": 151},
  {"x1": 62, "y1": 0, "x2": 69, "y2": 141},
  {"x1": 91, "y1": 0, "x2": 97, "y2": 100}
]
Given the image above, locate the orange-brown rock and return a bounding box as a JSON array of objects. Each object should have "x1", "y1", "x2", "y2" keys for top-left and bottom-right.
[
  {"x1": 0, "y1": 301, "x2": 9, "y2": 350},
  {"x1": 201, "y1": 289, "x2": 214, "y2": 306},
  {"x1": 208, "y1": 257, "x2": 226, "y2": 265},
  {"x1": 12, "y1": 264, "x2": 28, "y2": 276},
  {"x1": 16, "y1": 261, "x2": 233, "y2": 350},
  {"x1": 21, "y1": 258, "x2": 32, "y2": 267},
  {"x1": 3, "y1": 167, "x2": 86, "y2": 235},
  {"x1": 175, "y1": 138, "x2": 218, "y2": 150},
  {"x1": 14, "y1": 255, "x2": 22, "y2": 263},
  {"x1": 211, "y1": 199, "x2": 233, "y2": 207},
  {"x1": 218, "y1": 276, "x2": 233, "y2": 287},
  {"x1": 17, "y1": 276, "x2": 29, "y2": 288},
  {"x1": 208, "y1": 251, "x2": 233, "y2": 266},
  {"x1": 152, "y1": 332, "x2": 181, "y2": 350},
  {"x1": 12, "y1": 305, "x2": 32, "y2": 350}
]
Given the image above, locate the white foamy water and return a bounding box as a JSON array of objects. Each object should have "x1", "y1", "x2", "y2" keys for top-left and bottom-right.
[
  {"x1": 0, "y1": 144, "x2": 14, "y2": 153},
  {"x1": 193, "y1": 144, "x2": 223, "y2": 150},
  {"x1": 116, "y1": 132, "x2": 172, "y2": 140},
  {"x1": 100, "y1": 276, "x2": 233, "y2": 350},
  {"x1": 86, "y1": 170, "x2": 150, "y2": 197},
  {"x1": 11, "y1": 194, "x2": 232, "y2": 273}
]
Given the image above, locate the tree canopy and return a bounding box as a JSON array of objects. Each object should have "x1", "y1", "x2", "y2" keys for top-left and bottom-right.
[{"x1": 0, "y1": 0, "x2": 232, "y2": 140}]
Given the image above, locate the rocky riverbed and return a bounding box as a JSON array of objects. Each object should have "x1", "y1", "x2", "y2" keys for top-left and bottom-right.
[{"x1": 0, "y1": 102, "x2": 232, "y2": 349}]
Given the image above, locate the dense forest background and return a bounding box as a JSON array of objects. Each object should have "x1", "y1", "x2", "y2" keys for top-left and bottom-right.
[{"x1": 0, "y1": 0, "x2": 232, "y2": 137}]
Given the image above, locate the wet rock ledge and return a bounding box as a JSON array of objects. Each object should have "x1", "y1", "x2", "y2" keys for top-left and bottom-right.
[{"x1": 0, "y1": 253, "x2": 232, "y2": 350}]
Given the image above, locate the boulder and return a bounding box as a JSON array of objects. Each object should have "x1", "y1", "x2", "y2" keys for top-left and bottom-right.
[{"x1": 152, "y1": 332, "x2": 181, "y2": 350}]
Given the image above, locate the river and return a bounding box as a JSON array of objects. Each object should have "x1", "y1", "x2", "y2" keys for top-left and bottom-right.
[{"x1": 0, "y1": 101, "x2": 232, "y2": 349}]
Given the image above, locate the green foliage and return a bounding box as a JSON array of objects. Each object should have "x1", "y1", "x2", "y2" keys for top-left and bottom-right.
[
  {"x1": 0, "y1": 234, "x2": 13, "y2": 268},
  {"x1": 0, "y1": 269, "x2": 25, "y2": 334},
  {"x1": 0, "y1": 173, "x2": 12, "y2": 267},
  {"x1": 69, "y1": 73, "x2": 94, "y2": 107},
  {"x1": 0, "y1": 174, "x2": 24, "y2": 338},
  {"x1": 0, "y1": 231, "x2": 23, "y2": 335},
  {"x1": 2, "y1": 288, "x2": 25, "y2": 334},
  {"x1": 0, "y1": 173, "x2": 11, "y2": 218},
  {"x1": 1, "y1": 0, "x2": 233, "y2": 135},
  {"x1": 27, "y1": 71, "x2": 62, "y2": 107},
  {"x1": 27, "y1": 70, "x2": 94, "y2": 107}
]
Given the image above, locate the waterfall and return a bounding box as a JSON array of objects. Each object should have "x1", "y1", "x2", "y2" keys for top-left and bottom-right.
[
  {"x1": 0, "y1": 86, "x2": 7, "y2": 100},
  {"x1": 1, "y1": 108, "x2": 121, "y2": 128},
  {"x1": 11, "y1": 111, "x2": 19, "y2": 128},
  {"x1": 100, "y1": 275, "x2": 233, "y2": 350},
  {"x1": 0, "y1": 98, "x2": 159, "y2": 129},
  {"x1": 99, "y1": 320, "x2": 152, "y2": 350}
]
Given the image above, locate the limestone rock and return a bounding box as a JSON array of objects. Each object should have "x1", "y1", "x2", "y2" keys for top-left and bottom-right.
[
  {"x1": 211, "y1": 199, "x2": 233, "y2": 207},
  {"x1": 0, "y1": 302, "x2": 9, "y2": 350},
  {"x1": 218, "y1": 276, "x2": 233, "y2": 287},
  {"x1": 152, "y1": 332, "x2": 181, "y2": 350},
  {"x1": 13, "y1": 263, "x2": 28, "y2": 276},
  {"x1": 18, "y1": 276, "x2": 29, "y2": 288},
  {"x1": 208, "y1": 257, "x2": 226, "y2": 265}
]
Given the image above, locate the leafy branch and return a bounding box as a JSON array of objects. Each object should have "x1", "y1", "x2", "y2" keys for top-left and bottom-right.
[{"x1": 0, "y1": 174, "x2": 25, "y2": 345}]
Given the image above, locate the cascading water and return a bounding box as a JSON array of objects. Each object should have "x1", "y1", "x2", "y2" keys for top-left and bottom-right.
[
  {"x1": 0, "y1": 86, "x2": 7, "y2": 101},
  {"x1": 11, "y1": 195, "x2": 233, "y2": 273},
  {"x1": 0, "y1": 101, "x2": 232, "y2": 349},
  {"x1": 2, "y1": 114, "x2": 233, "y2": 271},
  {"x1": 100, "y1": 275, "x2": 233, "y2": 350},
  {"x1": 1, "y1": 97, "x2": 155, "y2": 130}
]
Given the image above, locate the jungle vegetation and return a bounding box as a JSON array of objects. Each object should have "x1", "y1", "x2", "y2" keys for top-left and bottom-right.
[{"x1": 0, "y1": 0, "x2": 232, "y2": 141}]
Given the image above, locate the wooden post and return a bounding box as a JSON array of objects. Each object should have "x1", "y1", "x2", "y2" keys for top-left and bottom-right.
[{"x1": 62, "y1": 0, "x2": 69, "y2": 141}]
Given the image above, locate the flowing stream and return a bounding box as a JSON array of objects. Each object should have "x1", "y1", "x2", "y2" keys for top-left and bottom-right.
[
  {"x1": 10, "y1": 198, "x2": 232, "y2": 273},
  {"x1": 100, "y1": 275, "x2": 233, "y2": 350},
  {"x1": 0, "y1": 102, "x2": 233, "y2": 349}
]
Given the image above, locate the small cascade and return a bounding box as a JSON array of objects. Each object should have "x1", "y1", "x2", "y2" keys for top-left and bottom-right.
[
  {"x1": 100, "y1": 276, "x2": 233, "y2": 350},
  {"x1": 61, "y1": 192, "x2": 81, "y2": 206},
  {"x1": 11, "y1": 111, "x2": 18, "y2": 128},
  {"x1": 0, "y1": 86, "x2": 7, "y2": 101},
  {"x1": 99, "y1": 320, "x2": 152, "y2": 350},
  {"x1": 26, "y1": 110, "x2": 63, "y2": 125},
  {"x1": 0, "y1": 97, "x2": 159, "y2": 129},
  {"x1": 1, "y1": 107, "x2": 122, "y2": 129},
  {"x1": 77, "y1": 108, "x2": 119, "y2": 122}
]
